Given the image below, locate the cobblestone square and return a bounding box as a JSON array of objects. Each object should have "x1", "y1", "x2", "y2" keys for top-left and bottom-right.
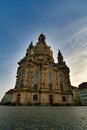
[{"x1": 0, "y1": 106, "x2": 87, "y2": 130}]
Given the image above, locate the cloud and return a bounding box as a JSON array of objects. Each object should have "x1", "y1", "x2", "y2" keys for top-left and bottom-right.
[
  {"x1": 46, "y1": 17, "x2": 87, "y2": 86},
  {"x1": 65, "y1": 23, "x2": 87, "y2": 86}
]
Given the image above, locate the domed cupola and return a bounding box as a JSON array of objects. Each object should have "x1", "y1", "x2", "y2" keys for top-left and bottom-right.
[{"x1": 34, "y1": 34, "x2": 53, "y2": 59}]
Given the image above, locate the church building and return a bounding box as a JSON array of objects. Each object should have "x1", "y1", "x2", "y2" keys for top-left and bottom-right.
[{"x1": 12, "y1": 34, "x2": 73, "y2": 105}]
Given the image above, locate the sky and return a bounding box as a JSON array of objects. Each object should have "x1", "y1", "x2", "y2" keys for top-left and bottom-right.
[{"x1": 0, "y1": 0, "x2": 87, "y2": 101}]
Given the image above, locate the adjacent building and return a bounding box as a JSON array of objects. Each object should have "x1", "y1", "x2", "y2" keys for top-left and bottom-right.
[
  {"x1": 1, "y1": 89, "x2": 14, "y2": 105},
  {"x1": 79, "y1": 82, "x2": 87, "y2": 105},
  {"x1": 72, "y1": 86, "x2": 81, "y2": 105},
  {"x1": 12, "y1": 34, "x2": 73, "y2": 105}
]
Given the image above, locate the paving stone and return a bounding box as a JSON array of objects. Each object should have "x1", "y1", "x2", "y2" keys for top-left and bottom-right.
[{"x1": 0, "y1": 106, "x2": 87, "y2": 130}]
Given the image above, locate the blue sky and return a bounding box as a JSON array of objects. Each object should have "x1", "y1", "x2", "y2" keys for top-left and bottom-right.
[{"x1": 0, "y1": 0, "x2": 87, "y2": 100}]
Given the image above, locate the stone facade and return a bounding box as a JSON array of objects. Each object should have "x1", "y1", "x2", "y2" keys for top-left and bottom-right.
[{"x1": 12, "y1": 34, "x2": 73, "y2": 105}]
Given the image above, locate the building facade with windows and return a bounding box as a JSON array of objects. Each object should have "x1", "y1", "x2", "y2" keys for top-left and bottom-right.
[
  {"x1": 12, "y1": 34, "x2": 73, "y2": 105},
  {"x1": 79, "y1": 82, "x2": 87, "y2": 105}
]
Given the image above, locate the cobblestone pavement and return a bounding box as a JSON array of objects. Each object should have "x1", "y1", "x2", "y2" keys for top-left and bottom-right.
[{"x1": 0, "y1": 106, "x2": 87, "y2": 130}]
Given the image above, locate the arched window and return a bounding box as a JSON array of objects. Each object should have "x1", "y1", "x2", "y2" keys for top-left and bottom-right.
[
  {"x1": 33, "y1": 94, "x2": 38, "y2": 101},
  {"x1": 59, "y1": 73, "x2": 64, "y2": 91},
  {"x1": 22, "y1": 70, "x2": 26, "y2": 78},
  {"x1": 48, "y1": 72, "x2": 52, "y2": 90},
  {"x1": 60, "y1": 83, "x2": 64, "y2": 91},
  {"x1": 34, "y1": 80, "x2": 38, "y2": 89},
  {"x1": 62, "y1": 96, "x2": 66, "y2": 102},
  {"x1": 49, "y1": 72, "x2": 52, "y2": 82},
  {"x1": 20, "y1": 79, "x2": 24, "y2": 88},
  {"x1": 56, "y1": 73, "x2": 58, "y2": 83},
  {"x1": 34, "y1": 71, "x2": 39, "y2": 89},
  {"x1": 34, "y1": 71, "x2": 38, "y2": 79},
  {"x1": 59, "y1": 74, "x2": 63, "y2": 82}
]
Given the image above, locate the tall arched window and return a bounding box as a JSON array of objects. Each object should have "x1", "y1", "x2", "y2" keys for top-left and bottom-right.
[
  {"x1": 59, "y1": 74, "x2": 63, "y2": 82},
  {"x1": 49, "y1": 72, "x2": 52, "y2": 82},
  {"x1": 34, "y1": 80, "x2": 38, "y2": 89},
  {"x1": 48, "y1": 72, "x2": 52, "y2": 90},
  {"x1": 21, "y1": 70, "x2": 26, "y2": 78},
  {"x1": 59, "y1": 73, "x2": 64, "y2": 91},
  {"x1": 34, "y1": 71, "x2": 38, "y2": 79},
  {"x1": 20, "y1": 79, "x2": 24, "y2": 88},
  {"x1": 56, "y1": 73, "x2": 58, "y2": 82},
  {"x1": 60, "y1": 83, "x2": 63, "y2": 91},
  {"x1": 33, "y1": 94, "x2": 38, "y2": 101},
  {"x1": 34, "y1": 71, "x2": 39, "y2": 89}
]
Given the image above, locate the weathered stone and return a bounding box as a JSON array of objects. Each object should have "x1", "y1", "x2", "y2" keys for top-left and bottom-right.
[{"x1": 12, "y1": 34, "x2": 73, "y2": 106}]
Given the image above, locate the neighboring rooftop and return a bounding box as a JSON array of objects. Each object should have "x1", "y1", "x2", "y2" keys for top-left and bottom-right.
[
  {"x1": 79, "y1": 82, "x2": 87, "y2": 89},
  {"x1": 6, "y1": 89, "x2": 14, "y2": 94}
]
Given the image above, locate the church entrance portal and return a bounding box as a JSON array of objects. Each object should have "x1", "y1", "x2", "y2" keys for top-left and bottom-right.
[
  {"x1": 16, "y1": 94, "x2": 21, "y2": 105},
  {"x1": 49, "y1": 95, "x2": 53, "y2": 105}
]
